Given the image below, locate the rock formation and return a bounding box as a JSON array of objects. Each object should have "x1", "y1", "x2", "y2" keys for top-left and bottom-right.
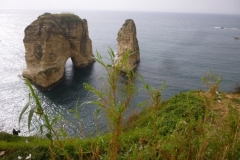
[
  {"x1": 115, "y1": 19, "x2": 140, "y2": 72},
  {"x1": 22, "y1": 13, "x2": 94, "y2": 89}
]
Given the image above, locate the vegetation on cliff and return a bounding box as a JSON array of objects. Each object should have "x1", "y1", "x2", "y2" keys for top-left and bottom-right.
[
  {"x1": 1, "y1": 50, "x2": 240, "y2": 159},
  {"x1": 41, "y1": 12, "x2": 82, "y2": 23},
  {"x1": 54, "y1": 12, "x2": 82, "y2": 23}
]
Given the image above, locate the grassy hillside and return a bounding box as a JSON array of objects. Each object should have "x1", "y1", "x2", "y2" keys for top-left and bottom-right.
[{"x1": 1, "y1": 90, "x2": 240, "y2": 159}]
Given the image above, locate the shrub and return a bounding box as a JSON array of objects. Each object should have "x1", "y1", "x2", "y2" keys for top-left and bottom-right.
[{"x1": 158, "y1": 92, "x2": 205, "y2": 135}]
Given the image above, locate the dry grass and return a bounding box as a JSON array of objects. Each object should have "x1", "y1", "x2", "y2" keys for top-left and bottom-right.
[{"x1": 200, "y1": 92, "x2": 240, "y2": 118}]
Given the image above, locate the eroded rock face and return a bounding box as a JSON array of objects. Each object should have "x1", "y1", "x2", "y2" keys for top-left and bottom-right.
[
  {"x1": 22, "y1": 13, "x2": 94, "y2": 89},
  {"x1": 115, "y1": 19, "x2": 140, "y2": 72}
]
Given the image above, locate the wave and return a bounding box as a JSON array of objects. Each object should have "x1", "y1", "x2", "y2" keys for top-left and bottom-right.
[
  {"x1": 214, "y1": 27, "x2": 240, "y2": 30},
  {"x1": 214, "y1": 27, "x2": 225, "y2": 29},
  {"x1": 114, "y1": 50, "x2": 118, "y2": 61}
]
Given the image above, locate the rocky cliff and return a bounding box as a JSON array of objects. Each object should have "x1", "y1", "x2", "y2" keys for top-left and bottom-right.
[
  {"x1": 22, "y1": 13, "x2": 94, "y2": 89},
  {"x1": 115, "y1": 19, "x2": 140, "y2": 72}
]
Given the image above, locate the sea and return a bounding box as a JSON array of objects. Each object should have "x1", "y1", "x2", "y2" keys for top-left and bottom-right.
[{"x1": 0, "y1": 10, "x2": 240, "y2": 136}]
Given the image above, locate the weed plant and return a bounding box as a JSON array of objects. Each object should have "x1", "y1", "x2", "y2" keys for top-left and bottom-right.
[{"x1": 83, "y1": 49, "x2": 139, "y2": 159}]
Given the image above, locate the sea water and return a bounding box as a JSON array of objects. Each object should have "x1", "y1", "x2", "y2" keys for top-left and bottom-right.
[{"x1": 0, "y1": 10, "x2": 240, "y2": 136}]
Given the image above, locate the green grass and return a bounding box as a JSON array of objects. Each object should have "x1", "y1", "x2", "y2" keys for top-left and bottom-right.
[
  {"x1": 158, "y1": 92, "x2": 205, "y2": 135},
  {"x1": 1, "y1": 91, "x2": 240, "y2": 159},
  {"x1": 0, "y1": 133, "x2": 50, "y2": 160}
]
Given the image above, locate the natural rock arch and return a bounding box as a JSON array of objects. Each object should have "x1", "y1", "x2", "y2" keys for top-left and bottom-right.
[{"x1": 22, "y1": 13, "x2": 95, "y2": 89}]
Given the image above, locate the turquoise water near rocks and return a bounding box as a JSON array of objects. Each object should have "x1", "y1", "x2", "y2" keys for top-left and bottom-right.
[{"x1": 0, "y1": 10, "x2": 240, "y2": 136}]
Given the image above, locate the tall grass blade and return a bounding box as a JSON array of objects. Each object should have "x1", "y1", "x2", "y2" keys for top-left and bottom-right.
[
  {"x1": 25, "y1": 78, "x2": 42, "y2": 109},
  {"x1": 28, "y1": 107, "x2": 36, "y2": 130},
  {"x1": 19, "y1": 101, "x2": 30, "y2": 124}
]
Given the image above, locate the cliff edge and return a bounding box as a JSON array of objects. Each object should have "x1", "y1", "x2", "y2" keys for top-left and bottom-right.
[{"x1": 22, "y1": 13, "x2": 94, "y2": 89}]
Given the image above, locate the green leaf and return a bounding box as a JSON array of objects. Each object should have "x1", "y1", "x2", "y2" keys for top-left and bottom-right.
[
  {"x1": 35, "y1": 107, "x2": 43, "y2": 115},
  {"x1": 44, "y1": 114, "x2": 51, "y2": 130},
  {"x1": 92, "y1": 101, "x2": 104, "y2": 107},
  {"x1": 68, "y1": 109, "x2": 74, "y2": 113},
  {"x1": 145, "y1": 84, "x2": 149, "y2": 91},
  {"x1": 28, "y1": 107, "x2": 36, "y2": 131},
  {"x1": 160, "y1": 80, "x2": 168, "y2": 90},
  {"x1": 46, "y1": 133, "x2": 52, "y2": 140},
  {"x1": 74, "y1": 99, "x2": 80, "y2": 119},
  {"x1": 81, "y1": 100, "x2": 93, "y2": 105},
  {"x1": 83, "y1": 83, "x2": 95, "y2": 91},
  {"x1": 25, "y1": 78, "x2": 42, "y2": 110},
  {"x1": 94, "y1": 57, "x2": 105, "y2": 67},
  {"x1": 94, "y1": 108, "x2": 101, "y2": 117},
  {"x1": 118, "y1": 105, "x2": 125, "y2": 114},
  {"x1": 40, "y1": 125, "x2": 43, "y2": 134},
  {"x1": 137, "y1": 101, "x2": 148, "y2": 107},
  {"x1": 96, "y1": 51, "x2": 102, "y2": 59},
  {"x1": 108, "y1": 47, "x2": 115, "y2": 62},
  {"x1": 109, "y1": 47, "x2": 115, "y2": 57},
  {"x1": 19, "y1": 101, "x2": 30, "y2": 124},
  {"x1": 83, "y1": 83, "x2": 102, "y2": 97}
]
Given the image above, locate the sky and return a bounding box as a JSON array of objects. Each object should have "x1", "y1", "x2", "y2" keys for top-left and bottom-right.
[{"x1": 1, "y1": 0, "x2": 240, "y2": 15}]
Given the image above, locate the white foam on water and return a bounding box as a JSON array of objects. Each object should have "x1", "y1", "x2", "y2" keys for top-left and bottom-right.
[
  {"x1": 114, "y1": 50, "x2": 118, "y2": 61},
  {"x1": 214, "y1": 27, "x2": 240, "y2": 30},
  {"x1": 214, "y1": 27, "x2": 224, "y2": 29}
]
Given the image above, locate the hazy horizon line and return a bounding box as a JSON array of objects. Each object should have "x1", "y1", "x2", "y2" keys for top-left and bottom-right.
[{"x1": 1, "y1": 8, "x2": 240, "y2": 16}]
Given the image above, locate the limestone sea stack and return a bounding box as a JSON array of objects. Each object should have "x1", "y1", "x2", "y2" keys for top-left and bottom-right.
[
  {"x1": 22, "y1": 13, "x2": 94, "y2": 89},
  {"x1": 115, "y1": 19, "x2": 140, "y2": 72}
]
